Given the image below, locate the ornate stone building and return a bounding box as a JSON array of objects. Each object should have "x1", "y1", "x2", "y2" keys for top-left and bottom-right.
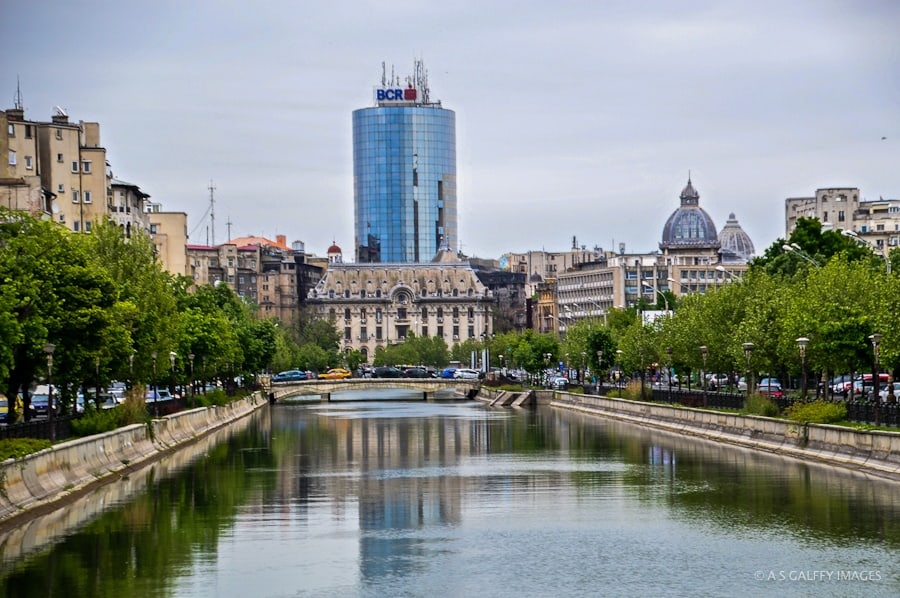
[{"x1": 306, "y1": 248, "x2": 493, "y2": 362}]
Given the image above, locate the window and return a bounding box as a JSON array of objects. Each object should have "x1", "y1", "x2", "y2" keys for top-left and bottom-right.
[
  {"x1": 74, "y1": 221, "x2": 80, "y2": 232},
  {"x1": 82, "y1": 161, "x2": 92, "y2": 173},
  {"x1": 838, "y1": 211, "x2": 845, "y2": 222},
  {"x1": 421, "y1": 326, "x2": 428, "y2": 337},
  {"x1": 71, "y1": 161, "x2": 79, "y2": 173},
  {"x1": 72, "y1": 190, "x2": 79, "y2": 203},
  {"x1": 55, "y1": 129, "x2": 62, "y2": 140},
  {"x1": 7, "y1": 124, "x2": 14, "y2": 137},
  {"x1": 8, "y1": 150, "x2": 15, "y2": 166},
  {"x1": 83, "y1": 191, "x2": 92, "y2": 203},
  {"x1": 85, "y1": 221, "x2": 92, "y2": 233},
  {"x1": 344, "y1": 327, "x2": 351, "y2": 341},
  {"x1": 24, "y1": 156, "x2": 32, "y2": 169},
  {"x1": 376, "y1": 327, "x2": 382, "y2": 340},
  {"x1": 57, "y1": 153, "x2": 63, "y2": 163},
  {"x1": 360, "y1": 327, "x2": 367, "y2": 341},
  {"x1": 24, "y1": 125, "x2": 32, "y2": 139},
  {"x1": 437, "y1": 326, "x2": 444, "y2": 338},
  {"x1": 344, "y1": 308, "x2": 351, "y2": 320},
  {"x1": 57, "y1": 184, "x2": 65, "y2": 193}
]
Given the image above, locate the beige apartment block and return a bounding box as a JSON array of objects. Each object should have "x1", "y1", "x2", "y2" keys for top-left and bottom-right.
[
  {"x1": 306, "y1": 250, "x2": 494, "y2": 362},
  {"x1": 148, "y1": 204, "x2": 189, "y2": 276},
  {"x1": 785, "y1": 187, "x2": 899, "y2": 260}
]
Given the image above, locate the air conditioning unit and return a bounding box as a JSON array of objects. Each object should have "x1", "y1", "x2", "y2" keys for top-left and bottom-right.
[
  {"x1": 437, "y1": 317, "x2": 443, "y2": 323},
  {"x1": 453, "y1": 335, "x2": 459, "y2": 340}
]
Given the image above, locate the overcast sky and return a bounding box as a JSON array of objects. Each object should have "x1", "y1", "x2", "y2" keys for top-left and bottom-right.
[{"x1": 5, "y1": 1, "x2": 899, "y2": 259}]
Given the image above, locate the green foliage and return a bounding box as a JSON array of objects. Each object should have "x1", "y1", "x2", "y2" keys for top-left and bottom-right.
[
  {"x1": 785, "y1": 400, "x2": 848, "y2": 424},
  {"x1": 621, "y1": 380, "x2": 644, "y2": 401},
  {"x1": 71, "y1": 396, "x2": 149, "y2": 437},
  {"x1": 743, "y1": 394, "x2": 781, "y2": 417},
  {"x1": 194, "y1": 389, "x2": 231, "y2": 407},
  {"x1": 0, "y1": 437, "x2": 53, "y2": 461}
]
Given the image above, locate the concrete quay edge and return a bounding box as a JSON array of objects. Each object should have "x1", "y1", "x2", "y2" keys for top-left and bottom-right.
[
  {"x1": 0, "y1": 393, "x2": 267, "y2": 526},
  {"x1": 548, "y1": 392, "x2": 900, "y2": 481}
]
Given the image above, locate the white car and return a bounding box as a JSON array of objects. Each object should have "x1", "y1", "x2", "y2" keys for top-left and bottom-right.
[
  {"x1": 454, "y1": 368, "x2": 481, "y2": 379},
  {"x1": 879, "y1": 382, "x2": 900, "y2": 401}
]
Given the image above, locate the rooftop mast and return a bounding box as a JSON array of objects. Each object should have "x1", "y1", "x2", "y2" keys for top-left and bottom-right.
[{"x1": 208, "y1": 180, "x2": 216, "y2": 245}]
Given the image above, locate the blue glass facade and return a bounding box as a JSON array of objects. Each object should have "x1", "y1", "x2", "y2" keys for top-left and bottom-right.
[{"x1": 353, "y1": 105, "x2": 457, "y2": 263}]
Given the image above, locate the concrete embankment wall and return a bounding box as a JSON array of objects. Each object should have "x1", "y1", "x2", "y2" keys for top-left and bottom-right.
[
  {"x1": 0, "y1": 393, "x2": 266, "y2": 524},
  {"x1": 550, "y1": 392, "x2": 900, "y2": 481}
]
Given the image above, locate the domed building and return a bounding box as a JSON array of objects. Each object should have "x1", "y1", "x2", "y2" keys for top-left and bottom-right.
[
  {"x1": 660, "y1": 177, "x2": 720, "y2": 251},
  {"x1": 327, "y1": 241, "x2": 343, "y2": 264},
  {"x1": 717, "y1": 213, "x2": 755, "y2": 264}
]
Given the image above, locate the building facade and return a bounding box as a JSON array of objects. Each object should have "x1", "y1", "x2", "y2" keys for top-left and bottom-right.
[
  {"x1": 306, "y1": 253, "x2": 493, "y2": 362},
  {"x1": 4, "y1": 100, "x2": 153, "y2": 238},
  {"x1": 785, "y1": 187, "x2": 900, "y2": 257},
  {"x1": 353, "y1": 60, "x2": 457, "y2": 263}
]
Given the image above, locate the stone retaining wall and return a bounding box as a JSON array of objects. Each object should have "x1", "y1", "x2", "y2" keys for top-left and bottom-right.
[
  {"x1": 0, "y1": 393, "x2": 266, "y2": 524},
  {"x1": 551, "y1": 392, "x2": 900, "y2": 481}
]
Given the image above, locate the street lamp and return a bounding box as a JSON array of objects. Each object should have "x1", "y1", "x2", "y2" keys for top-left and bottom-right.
[
  {"x1": 498, "y1": 354, "x2": 504, "y2": 376},
  {"x1": 843, "y1": 230, "x2": 891, "y2": 274},
  {"x1": 699, "y1": 345, "x2": 708, "y2": 406},
  {"x1": 129, "y1": 351, "x2": 135, "y2": 390},
  {"x1": 616, "y1": 349, "x2": 624, "y2": 395},
  {"x1": 43, "y1": 343, "x2": 56, "y2": 442},
  {"x1": 169, "y1": 351, "x2": 177, "y2": 400},
  {"x1": 151, "y1": 351, "x2": 158, "y2": 417},
  {"x1": 188, "y1": 353, "x2": 196, "y2": 407},
  {"x1": 869, "y1": 333, "x2": 883, "y2": 424},
  {"x1": 581, "y1": 352, "x2": 586, "y2": 385},
  {"x1": 665, "y1": 346, "x2": 673, "y2": 402},
  {"x1": 543, "y1": 352, "x2": 552, "y2": 387},
  {"x1": 796, "y1": 337, "x2": 809, "y2": 401},
  {"x1": 715, "y1": 265, "x2": 741, "y2": 282},
  {"x1": 641, "y1": 282, "x2": 669, "y2": 312},
  {"x1": 782, "y1": 243, "x2": 820, "y2": 267},
  {"x1": 742, "y1": 342, "x2": 754, "y2": 402},
  {"x1": 596, "y1": 350, "x2": 603, "y2": 393}
]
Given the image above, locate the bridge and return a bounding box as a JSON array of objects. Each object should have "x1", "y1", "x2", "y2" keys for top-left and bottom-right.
[{"x1": 267, "y1": 377, "x2": 482, "y2": 402}]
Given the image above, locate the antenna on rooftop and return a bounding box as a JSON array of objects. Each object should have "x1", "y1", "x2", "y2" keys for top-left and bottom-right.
[
  {"x1": 14, "y1": 76, "x2": 23, "y2": 110},
  {"x1": 226, "y1": 216, "x2": 233, "y2": 242},
  {"x1": 208, "y1": 180, "x2": 217, "y2": 245}
]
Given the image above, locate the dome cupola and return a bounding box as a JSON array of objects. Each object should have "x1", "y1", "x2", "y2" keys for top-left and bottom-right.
[{"x1": 660, "y1": 176, "x2": 720, "y2": 250}]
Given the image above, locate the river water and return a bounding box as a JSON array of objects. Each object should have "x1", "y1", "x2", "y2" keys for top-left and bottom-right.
[{"x1": 1, "y1": 391, "x2": 899, "y2": 597}]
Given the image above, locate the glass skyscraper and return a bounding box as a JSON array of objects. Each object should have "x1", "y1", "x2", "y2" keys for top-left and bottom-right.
[{"x1": 353, "y1": 60, "x2": 457, "y2": 263}]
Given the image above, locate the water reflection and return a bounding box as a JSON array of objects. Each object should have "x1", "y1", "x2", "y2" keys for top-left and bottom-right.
[{"x1": 1, "y1": 400, "x2": 898, "y2": 597}]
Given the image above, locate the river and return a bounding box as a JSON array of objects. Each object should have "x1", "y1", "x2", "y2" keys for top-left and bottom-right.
[{"x1": 1, "y1": 391, "x2": 898, "y2": 597}]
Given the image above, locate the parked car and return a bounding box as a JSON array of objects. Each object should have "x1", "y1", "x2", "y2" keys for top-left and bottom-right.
[
  {"x1": 878, "y1": 382, "x2": 900, "y2": 402},
  {"x1": 402, "y1": 367, "x2": 430, "y2": 378},
  {"x1": 550, "y1": 376, "x2": 568, "y2": 390},
  {"x1": 705, "y1": 374, "x2": 730, "y2": 390},
  {"x1": 737, "y1": 377, "x2": 748, "y2": 391},
  {"x1": 454, "y1": 368, "x2": 481, "y2": 380},
  {"x1": 373, "y1": 366, "x2": 403, "y2": 378},
  {"x1": 318, "y1": 368, "x2": 352, "y2": 380},
  {"x1": 440, "y1": 367, "x2": 457, "y2": 379},
  {"x1": 145, "y1": 389, "x2": 173, "y2": 401},
  {"x1": 757, "y1": 378, "x2": 783, "y2": 399},
  {"x1": 272, "y1": 369, "x2": 308, "y2": 382}
]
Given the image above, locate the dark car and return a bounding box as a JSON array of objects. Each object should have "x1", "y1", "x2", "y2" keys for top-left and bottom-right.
[
  {"x1": 757, "y1": 378, "x2": 784, "y2": 399},
  {"x1": 272, "y1": 370, "x2": 308, "y2": 382},
  {"x1": 373, "y1": 366, "x2": 403, "y2": 378},
  {"x1": 402, "y1": 367, "x2": 430, "y2": 378},
  {"x1": 30, "y1": 393, "x2": 52, "y2": 417}
]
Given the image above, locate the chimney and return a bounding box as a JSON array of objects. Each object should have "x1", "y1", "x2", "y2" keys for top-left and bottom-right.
[
  {"x1": 277, "y1": 234, "x2": 286, "y2": 248},
  {"x1": 51, "y1": 113, "x2": 69, "y2": 124},
  {"x1": 5, "y1": 108, "x2": 24, "y2": 121}
]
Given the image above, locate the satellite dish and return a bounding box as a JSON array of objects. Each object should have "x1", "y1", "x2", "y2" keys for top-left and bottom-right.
[{"x1": 54, "y1": 106, "x2": 67, "y2": 117}]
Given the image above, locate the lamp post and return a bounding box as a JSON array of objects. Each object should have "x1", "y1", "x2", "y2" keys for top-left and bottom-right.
[
  {"x1": 869, "y1": 333, "x2": 882, "y2": 425},
  {"x1": 665, "y1": 346, "x2": 673, "y2": 402},
  {"x1": 843, "y1": 230, "x2": 891, "y2": 274},
  {"x1": 129, "y1": 352, "x2": 135, "y2": 390},
  {"x1": 581, "y1": 352, "x2": 586, "y2": 385},
  {"x1": 616, "y1": 349, "x2": 624, "y2": 395},
  {"x1": 596, "y1": 350, "x2": 603, "y2": 393},
  {"x1": 699, "y1": 345, "x2": 708, "y2": 406},
  {"x1": 796, "y1": 337, "x2": 809, "y2": 401},
  {"x1": 44, "y1": 343, "x2": 56, "y2": 442},
  {"x1": 543, "y1": 352, "x2": 552, "y2": 387},
  {"x1": 151, "y1": 351, "x2": 158, "y2": 417},
  {"x1": 641, "y1": 281, "x2": 669, "y2": 312},
  {"x1": 742, "y1": 342, "x2": 754, "y2": 404},
  {"x1": 782, "y1": 243, "x2": 820, "y2": 267},
  {"x1": 188, "y1": 353, "x2": 195, "y2": 407},
  {"x1": 95, "y1": 355, "x2": 101, "y2": 409},
  {"x1": 169, "y1": 351, "x2": 177, "y2": 400},
  {"x1": 498, "y1": 354, "x2": 504, "y2": 377},
  {"x1": 714, "y1": 265, "x2": 741, "y2": 283}
]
